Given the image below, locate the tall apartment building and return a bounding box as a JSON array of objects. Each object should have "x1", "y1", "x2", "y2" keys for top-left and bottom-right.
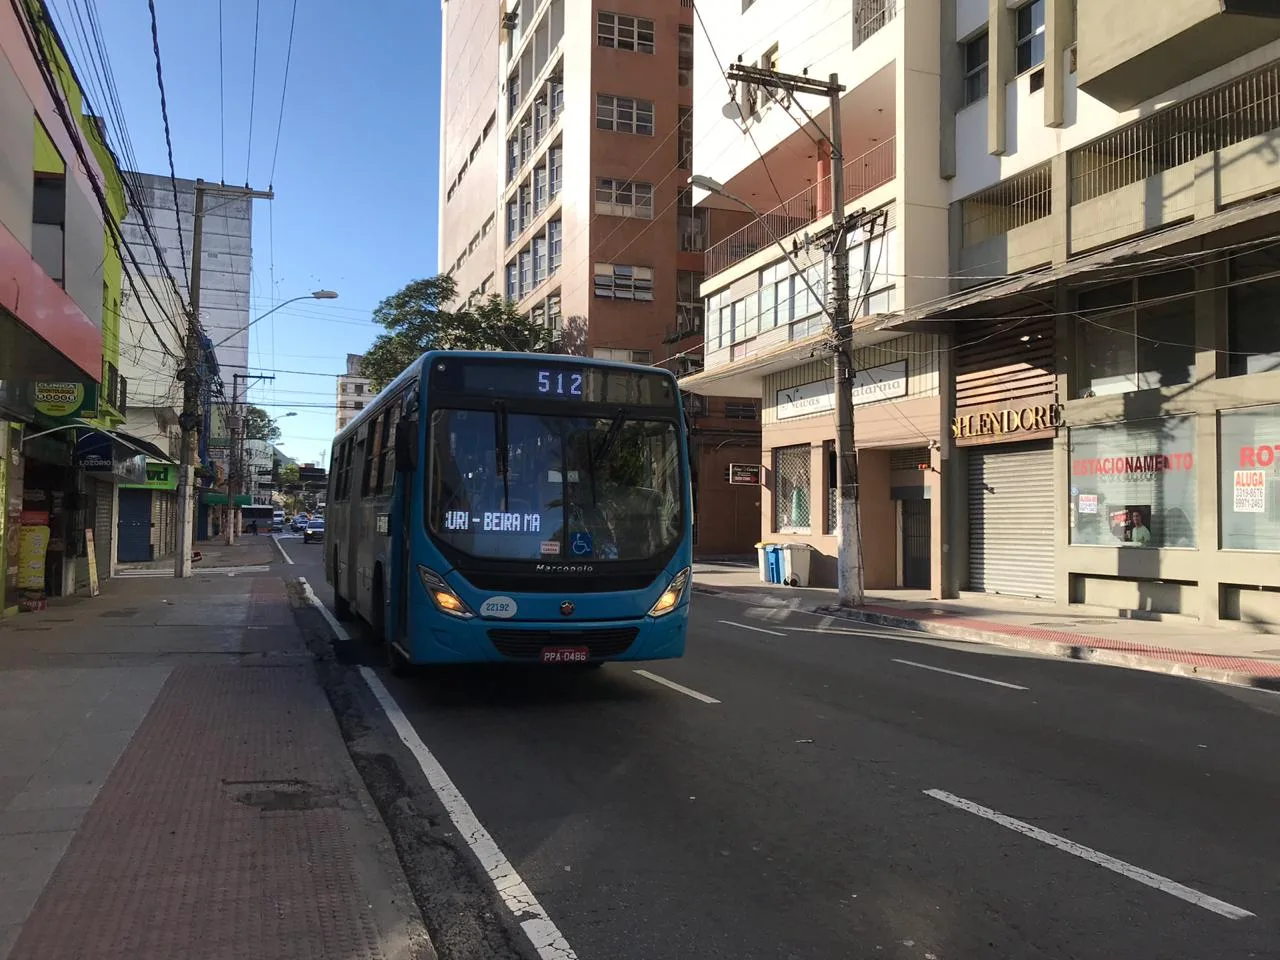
[
  {"x1": 682, "y1": 0, "x2": 1280, "y2": 627},
  {"x1": 437, "y1": 0, "x2": 762, "y2": 556},
  {"x1": 336, "y1": 353, "x2": 371, "y2": 432}
]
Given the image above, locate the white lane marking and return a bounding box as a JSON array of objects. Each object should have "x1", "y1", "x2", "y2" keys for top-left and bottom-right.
[
  {"x1": 272, "y1": 534, "x2": 295, "y2": 565},
  {"x1": 298, "y1": 576, "x2": 350, "y2": 641},
  {"x1": 892, "y1": 658, "x2": 1028, "y2": 690},
  {"x1": 359, "y1": 666, "x2": 579, "y2": 960},
  {"x1": 924, "y1": 789, "x2": 1255, "y2": 920},
  {"x1": 717, "y1": 619, "x2": 785, "y2": 636},
  {"x1": 633, "y1": 669, "x2": 721, "y2": 704}
]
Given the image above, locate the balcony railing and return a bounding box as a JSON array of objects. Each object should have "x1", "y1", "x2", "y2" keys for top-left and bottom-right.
[
  {"x1": 1070, "y1": 59, "x2": 1280, "y2": 205},
  {"x1": 852, "y1": 0, "x2": 897, "y2": 50},
  {"x1": 705, "y1": 137, "x2": 895, "y2": 276},
  {"x1": 961, "y1": 162, "x2": 1052, "y2": 247}
]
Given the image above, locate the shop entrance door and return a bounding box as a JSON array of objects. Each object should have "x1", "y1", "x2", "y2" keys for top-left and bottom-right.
[
  {"x1": 901, "y1": 498, "x2": 931, "y2": 588},
  {"x1": 117, "y1": 489, "x2": 153, "y2": 562}
]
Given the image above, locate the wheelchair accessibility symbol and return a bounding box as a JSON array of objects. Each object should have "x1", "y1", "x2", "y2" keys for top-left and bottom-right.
[{"x1": 569, "y1": 532, "x2": 594, "y2": 557}]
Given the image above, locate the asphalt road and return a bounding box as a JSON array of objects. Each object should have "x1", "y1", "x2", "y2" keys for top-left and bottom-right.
[{"x1": 277, "y1": 535, "x2": 1280, "y2": 960}]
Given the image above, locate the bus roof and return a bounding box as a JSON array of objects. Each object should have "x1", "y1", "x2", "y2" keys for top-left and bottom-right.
[{"x1": 331, "y1": 350, "x2": 680, "y2": 447}]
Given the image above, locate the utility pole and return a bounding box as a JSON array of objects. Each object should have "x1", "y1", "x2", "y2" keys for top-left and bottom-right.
[
  {"x1": 174, "y1": 180, "x2": 274, "y2": 576},
  {"x1": 227, "y1": 372, "x2": 275, "y2": 543},
  {"x1": 724, "y1": 64, "x2": 865, "y2": 606}
]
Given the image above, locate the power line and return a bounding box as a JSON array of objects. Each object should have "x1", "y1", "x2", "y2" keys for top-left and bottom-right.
[
  {"x1": 268, "y1": 0, "x2": 299, "y2": 188},
  {"x1": 245, "y1": 0, "x2": 262, "y2": 183},
  {"x1": 146, "y1": 0, "x2": 191, "y2": 301}
]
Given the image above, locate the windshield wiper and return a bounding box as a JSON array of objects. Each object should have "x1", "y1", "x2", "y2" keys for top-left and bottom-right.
[
  {"x1": 585, "y1": 408, "x2": 626, "y2": 508},
  {"x1": 493, "y1": 400, "x2": 509, "y2": 509},
  {"x1": 593, "y1": 408, "x2": 626, "y2": 465}
]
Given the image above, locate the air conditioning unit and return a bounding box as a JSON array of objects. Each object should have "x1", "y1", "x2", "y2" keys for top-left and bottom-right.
[
  {"x1": 676, "y1": 356, "x2": 703, "y2": 376},
  {"x1": 500, "y1": 11, "x2": 518, "y2": 30},
  {"x1": 678, "y1": 68, "x2": 691, "y2": 87}
]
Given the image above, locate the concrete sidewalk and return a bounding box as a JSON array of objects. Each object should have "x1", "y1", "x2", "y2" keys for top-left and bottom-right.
[
  {"x1": 693, "y1": 563, "x2": 1280, "y2": 690},
  {"x1": 0, "y1": 573, "x2": 431, "y2": 959},
  {"x1": 114, "y1": 537, "x2": 281, "y2": 574}
]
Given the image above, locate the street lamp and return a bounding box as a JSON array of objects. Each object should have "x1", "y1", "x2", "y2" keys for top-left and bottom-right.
[{"x1": 209, "y1": 290, "x2": 339, "y2": 351}]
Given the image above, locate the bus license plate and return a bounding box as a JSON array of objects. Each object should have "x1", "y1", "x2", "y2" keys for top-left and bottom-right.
[{"x1": 541, "y1": 646, "x2": 590, "y2": 664}]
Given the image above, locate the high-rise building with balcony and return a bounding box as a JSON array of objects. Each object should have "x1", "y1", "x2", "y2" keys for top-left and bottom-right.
[
  {"x1": 336, "y1": 353, "x2": 371, "y2": 433},
  {"x1": 438, "y1": 0, "x2": 763, "y2": 556},
  {"x1": 679, "y1": 0, "x2": 952, "y2": 591},
  {"x1": 683, "y1": 0, "x2": 1280, "y2": 627}
]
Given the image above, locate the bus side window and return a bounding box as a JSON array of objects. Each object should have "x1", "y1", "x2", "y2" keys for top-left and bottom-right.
[
  {"x1": 377, "y1": 404, "x2": 398, "y2": 493},
  {"x1": 360, "y1": 427, "x2": 377, "y2": 498}
]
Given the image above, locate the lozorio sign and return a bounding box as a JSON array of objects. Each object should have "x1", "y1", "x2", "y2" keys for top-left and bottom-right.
[{"x1": 952, "y1": 401, "x2": 1063, "y2": 445}]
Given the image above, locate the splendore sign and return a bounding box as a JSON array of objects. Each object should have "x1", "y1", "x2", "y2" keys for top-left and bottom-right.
[{"x1": 952, "y1": 399, "x2": 1063, "y2": 446}]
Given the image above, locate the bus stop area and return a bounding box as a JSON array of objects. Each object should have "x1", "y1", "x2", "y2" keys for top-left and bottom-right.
[{"x1": 0, "y1": 567, "x2": 432, "y2": 959}]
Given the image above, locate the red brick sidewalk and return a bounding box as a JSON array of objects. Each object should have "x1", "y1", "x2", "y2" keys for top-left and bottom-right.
[{"x1": 5, "y1": 577, "x2": 429, "y2": 960}]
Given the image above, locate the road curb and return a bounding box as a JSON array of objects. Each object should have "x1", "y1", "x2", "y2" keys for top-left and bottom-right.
[{"x1": 692, "y1": 584, "x2": 1280, "y2": 693}]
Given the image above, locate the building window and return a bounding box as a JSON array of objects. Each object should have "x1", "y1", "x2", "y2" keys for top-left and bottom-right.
[
  {"x1": 507, "y1": 138, "x2": 519, "y2": 180},
  {"x1": 774, "y1": 445, "x2": 811, "y2": 533},
  {"x1": 519, "y1": 185, "x2": 531, "y2": 232},
  {"x1": 724, "y1": 401, "x2": 756, "y2": 420},
  {"x1": 593, "y1": 263, "x2": 654, "y2": 301},
  {"x1": 506, "y1": 262, "x2": 519, "y2": 299},
  {"x1": 678, "y1": 106, "x2": 693, "y2": 168},
  {"x1": 963, "y1": 31, "x2": 988, "y2": 105},
  {"x1": 678, "y1": 24, "x2": 693, "y2": 85},
  {"x1": 1227, "y1": 250, "x2": 1280, "y2": 377},
  {"x1": 534, "y1": 97, "x2": 549, "y2": 142},
  {"x1": 518, "y1": 250, "x2": 532, "y2": 297},
  {"x1": 597, "y1": 11, "x2": 655, "y2": 54},
  {"x1": 519, "y1": 121, "x2": 533, "y2": 163},
  {"x1": 1220, "y1": 404, "x2": 1280, "y2": 551},
  {"x1": 549, "y1": 77, "x2": 565, "y2": 119},
  {"x1": 592, "y1": 347, "x2": 653, "y2": 364},
  {"x1": 596, "y1": 94, "x2": 655, "y2": 135},
  {"x1": 1068, "y1": 416, "x2": 1197, "y2": 548},
  {"x1": 548, "y1": 219, "x2": 563, "y2": 270},
  {"x1": 534, "y1": 166, "x2": 549, "y2": 214},
  {"x1": 507, "y1": 71, "x2": 521, "y2": 118},
  {"x1": 594, "y1": 178, "x2": 654, "y2": 218},
  {"x1": 547, "y1": 294, "x2": 562, "y2": 329},
  {"x1": 533, "y1": 235, "x2": 548, "y2": 284},
  {"x1": 1076, "y1": 272, "x2": 1195, "y2": 397},
  {"x1": 1015, "y1": 0, "x2": 1046, "y2": 74},
  {"x1": 32, "y1": 174, "x2": 66, "y2": 286},
  {"x1": 506, "y1": 201, "x2": 519, "y2": 244},
  {"x1": 548, "y1": 146, "x2": 563, "y2": 196}
]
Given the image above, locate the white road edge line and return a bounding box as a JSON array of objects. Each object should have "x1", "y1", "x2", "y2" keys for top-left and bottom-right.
[
  {"x1": 298, "y1": 576, "x2": 350, "y2": 642},
  {"x1": 892, "y1": 658, "x2": 1028, "y2": 691},
  {"x1": 923, "y1": 789, "x2": 1255, "y2": 920},
  {"x1": 272, "y1": 533, "x2": 295, "y2": 565},
  {"x1": 633, "y1": 669, "x2": 721, "y2": 704},
  {"x1": 717, "y1": 619, "x2": 785, "y2": 636},
  {"x1": 359, "y1": 666, "x2": 579, "y2": 960}
]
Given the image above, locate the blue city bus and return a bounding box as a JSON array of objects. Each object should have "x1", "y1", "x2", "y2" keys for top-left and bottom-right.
[{"x1": 324, "y1": 350, "x2": 693, "y2": 673}]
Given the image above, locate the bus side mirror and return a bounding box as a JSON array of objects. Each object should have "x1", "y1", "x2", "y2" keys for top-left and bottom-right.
[{"x1": 394, "y1": 418, "x2": 417, "y2": 472}]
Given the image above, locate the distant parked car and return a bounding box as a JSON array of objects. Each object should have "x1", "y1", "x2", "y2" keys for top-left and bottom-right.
[
  {"x1": 302, "y1": 518, "x2": 325, "y2": 543},
  {"x1": 292, "y1": 514, "x2": 309, "y2": 533}
]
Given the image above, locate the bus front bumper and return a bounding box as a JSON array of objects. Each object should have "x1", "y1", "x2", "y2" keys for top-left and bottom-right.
[{"x1": 407, "y1": 607, "x2": 689, "y2": 665}]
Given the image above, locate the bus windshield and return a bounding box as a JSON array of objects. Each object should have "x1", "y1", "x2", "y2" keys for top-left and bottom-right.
[{"x1": 427, "y1": 407, "x2": 683, "y2": 562}]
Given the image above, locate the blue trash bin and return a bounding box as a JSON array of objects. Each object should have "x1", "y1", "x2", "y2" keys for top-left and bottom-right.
[{"x1": 765, "y1": 545, "x2": 784, "y2": 584}]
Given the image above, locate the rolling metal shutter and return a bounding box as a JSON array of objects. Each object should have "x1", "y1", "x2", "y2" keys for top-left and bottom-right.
[
  {"x1": 968, "y1": 442, "x2": 1054, "y2": 599},
  {"x1": 92, "y1": 478, "x2": 114, "y2": 580}
]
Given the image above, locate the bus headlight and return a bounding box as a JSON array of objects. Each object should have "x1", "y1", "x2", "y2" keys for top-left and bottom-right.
[
  {"x1": 648, "y1": 567, "x2": 690, "y2": 617},
  {"x1": 417, "y1": 565, "x2": 474, "y2": 618}
]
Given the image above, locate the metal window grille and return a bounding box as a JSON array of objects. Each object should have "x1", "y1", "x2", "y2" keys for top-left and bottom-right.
[
  {"x1": 774, "y1": 445, "x2": 811, "y2": 532},
  {"x1": 960, "y1": 162, "x2": 1051, "y2": 247},
  {"x1": 852, "y1": 0, "x2": 896, "y2": 50},
  {"x1": 1070, "y1": 60, "x2": 1280, "y2": 205}
]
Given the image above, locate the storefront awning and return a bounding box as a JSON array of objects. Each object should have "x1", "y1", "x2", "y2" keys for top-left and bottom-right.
[
  {"x1": 880, "y1": 190, "x2": 1280, "y2": 329},
  {"x1": 201, "y1": 492, "x2": 252, "y2": 506}
]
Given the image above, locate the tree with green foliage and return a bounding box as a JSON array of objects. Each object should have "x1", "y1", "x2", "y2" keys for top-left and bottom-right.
[
  {"x1": 360, "y1": 275, "x2": 559, "y2": 390},
  {"x1": 277, "y1": 463, "x2": 300, "y2": 486},
  {"x1": 244, "y1": 405, "x2": 280, "y2": 441}
]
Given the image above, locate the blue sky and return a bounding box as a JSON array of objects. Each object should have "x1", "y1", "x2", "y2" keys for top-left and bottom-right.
[{"x1": 53, "y1": 0, "x2": 440, "y2": 465}]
